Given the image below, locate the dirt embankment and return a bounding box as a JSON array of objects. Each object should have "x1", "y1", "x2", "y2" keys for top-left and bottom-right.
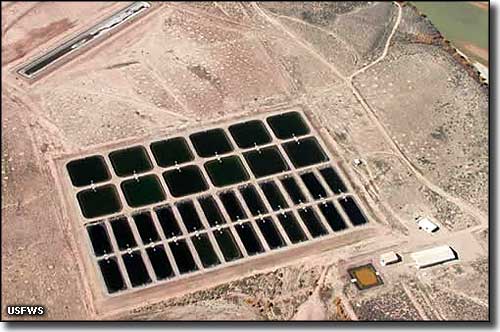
[
  {"x1": 469, "y1": 2, "x2": 488, "y2": 11},
  {"x1": 460, "y1": 42, "x2": 488, "y2": 64}
]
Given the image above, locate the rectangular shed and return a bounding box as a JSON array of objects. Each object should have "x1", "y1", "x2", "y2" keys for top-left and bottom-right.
[
  {"x1": 416, "y1": 217, "x2": 439, "y2": 233},
  {"x1": 411, "y1": 245, "x2": 457, "y2": 269}
]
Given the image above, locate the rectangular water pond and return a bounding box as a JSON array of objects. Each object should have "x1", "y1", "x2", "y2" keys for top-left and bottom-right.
[
  {"x1": 77, "y1": 184, "x2": 122, "y2": 219},
  {"x1": 318, "y1": 201, "x2": 348, "y2": 232},
  {"x1": 300, "y1": 172, "x2": 327, "y2": 199},
  {"x1": 198, "y1": 196, "x2": 226, "y2": 226},
  {"x1": 239, "y1": 185, "x2": 268, "y2": 216},
  {"x1": 260, "y1": 181, "x2": 288, "y2": 211},
  {"x1": 244, "y1": 146, "x2": 289, "y2": 178},
  {"x1": 67, "y1": 155, "x2": 110, "y2": 187},
  {"x1": 213, "y1": 228, "x2": 242, "y2": 262},
  {"x1": 98, "y1": 257, "x2": 126, "y2": 294},
  {"x1": 277, "y1": 212, "x2": 307, "y2": 244},
  {"x1": 176, "y1": 200, "x2": 205, "y2": 232},
  {"x1": 154, "y1": 205, "x2": 183, "y2": 239},
  {"x1": 256, "y1": 217, "x2": 286, "y2": 250},
  {"x1": 348, "y1": 264, "x2": 383, "y2": 290},
  {"x1": 169, "y1": 240, "x2": 198, "y2": 274},
  {"x1": 219, "y1": 191, "x2": 247, "y2": 221},
  {"x1": 228, "y1": 120, "x2": 272, "y2": 148},
  {"x1": 339, "y1": 196, "x2": 367, "y2": 226},
  {"x1": 234, "y1": 222, "x2": 264, "y2": 256},
  {"x1": 109, "y1": 146, "x2": 153, "y2": 177},
  {"x1": 319, "y1": 167, "x2": 347, "y2": 194},
  {"x1": 146, "y1": 245, "x2": 175, "y2": 280},
  {"x1": 163, "y1": 165, "x2": 208, "y2": 197},
  {"x1": 121, "y1": 175, "x2": 166, "y2": 208},
  {"x1": 266, "y1": 111, "x2": 310, "y2": 139},
  {"x1": 191, "y1": 233, "x2": 220, "y2": 268},
  {"x1": 132, "y1": 212, "x2": 160, "y2": 244},
  {"x1": 110, "y1": 217, "x2": 137, "y2": 250},
  {"x1": 150, "y1": 137, "x2": 194, "y2": 168},
  {"x1": 280, "y1": 176, "x2": 308, "y2": 204},
  {"x1": 122, "y1": 251, "x2": 152, "y2": 287},
  {"x1": 204, "y1": 156, "x2": 249, "y2": 187},
  {"x1": 87, "y1": 222, "x2": 112, "y2": 257},
  {"x1": 298, "y1": 207, "x2": 328, "y2": 238},
  {"x1": 283, "y1": 137, "x2": 328, "y2": 168},
  {"x1": 190, "y1": 128, "x2": 233, "y2": 158}
]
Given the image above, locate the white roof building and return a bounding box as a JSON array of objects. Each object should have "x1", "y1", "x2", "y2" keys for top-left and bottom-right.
[
  {"x1": 380, "y1": 251, "x2": 400, "y2": 266},
  {"x1": 411, "y1": 245, "x2": 456, "y2": 269},
  {"x1": 416, "y1": 217, "x2": 439, "y2": 233}
]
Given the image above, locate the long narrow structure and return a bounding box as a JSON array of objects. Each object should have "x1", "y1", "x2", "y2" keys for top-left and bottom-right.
[
  {"x1": 18, "y1": 1, "x2": 151, "y2": 79},
  {"x1": 411, "y1": 245, "x2": 457, "y2": 269}
]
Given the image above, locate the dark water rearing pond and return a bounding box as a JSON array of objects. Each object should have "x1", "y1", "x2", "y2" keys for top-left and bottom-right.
[
  {"x1": 122, "y1": 251, "x2": 151, "y2": 287},
  {"x1": 163, "y1": 165, "x2": 208, "y2": 197},
  {"x1": 98, "y1": 257, "x2": 126, "y2": 294},
  {"x1": 77, "y1": 184, "x2": 122, "y2": 219},
  {"x1": 146, "y1": 245, "x2": 175, "y2": 280},
  {"x1": 132, "y1": 212, "x2": 160, "y2": 244},
  {"x1": 244, "y1": 146, "x2": 289, "y2": 178},
  {"x1": 280, "y1": 176, "x2": 308, "y2": 204},
  {"x1": 239, "y1": 185, "x2": 268, "y2": 216},
  {"x1": 219, "y1": 191, "x2": 247, "y2": 221},
  {"x1": 121, "y1": 175, "x2": 166, "y2": 208},
  {"x1": 169, "y1": 240, "x2": 198, "y2": 274},
  {"x1": 110, "y1": 217, "x2": 137, "y2": 250},
  {"x1": 256, "y1": 217, "x2": 285, "y2": 250},
  {"x1": 229, "y1": 120, "x2": 272, "y2": 148},
  {"x1": 283, "y1": 137, "x2": 328, "y2": 168},
  {"x1": 204, "y1": 156, "x2": 249, "y2": 187},
  {"x1": 150, "y1": 137, "x2": 194, "y2": 168},
  {"x1": 234, "y1": 222, "x2": 264, "y2": 255},
  {"x1": 109, "y1": 146, "x2": 153, "y2": 177},
  {"x1": 176, "y1": 200, "x2": 205, "y2": 232},
  {"x1": 267, "y1": 111, "x2": 310, "y2": 139},
  {"x1": 277, "y1": 212, "x2": 307, "y2": 244},
  {"x1": 190, "y1": 129, "x2": 233, "y2": 158},
  {"x1": 87, "y1": 223, "x2": 112, "y2": 257},
  {"x1": 339, "y1": 196, "x2": 368, "y2": 226},
  {"x1": 192, "y1": 233, "x2": 220, "y2": 268},
  {"x1": 67, "y1": 155, "x2": 110, "y2": 187},
  {"x1": 298, "y1": 207, "x2": 328, "y2": 238},
  {"x1": 154, "y1": 205, "x2": 183, "y2": 238},
  {"x1": 214, "y1": 228, "x2": 242, "y2": 262},
  {"x1": 198, "y1": 196, "x2": 226, "y2": 226}
]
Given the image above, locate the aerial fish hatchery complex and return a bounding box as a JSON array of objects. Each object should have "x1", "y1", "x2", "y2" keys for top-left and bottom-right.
[
  {"x1": 62, "y1": 110, "x2": 372, "y2": 300},
  {"x1": 2, "y1": 0, "x2": 488, "y2": 321}
]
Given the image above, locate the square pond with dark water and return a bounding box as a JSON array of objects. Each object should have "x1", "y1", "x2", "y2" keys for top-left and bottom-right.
[
  {"x1": 204, "y1": 156, "x2": 249, "y2": 187},
  {"x1": 163, "y1": 165, "x2": 208, "y2": 197},
  {"x1": 190, "y1": 128, "x2": 233, "y2": 158},
  {"x1": 150, "y1": 137, "x2": 194, "y2": 168},
  {"x1": 109, "y1": 146, "x2": 153, "y2": 177}
]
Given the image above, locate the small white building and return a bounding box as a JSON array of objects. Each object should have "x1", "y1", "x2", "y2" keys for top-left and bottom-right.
[
  {"x1": 353, "y1": 158, "x2": 363, "y2": 166},
  {"x1": 411, "y1": 245, "x2": 456, "y2": 269},
  {"x1": 380, "y1": 251, "x2": 400, "y2": 266},
  {"x1": 416, "y1": 216, "x2": 439, "y2": 233}
]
